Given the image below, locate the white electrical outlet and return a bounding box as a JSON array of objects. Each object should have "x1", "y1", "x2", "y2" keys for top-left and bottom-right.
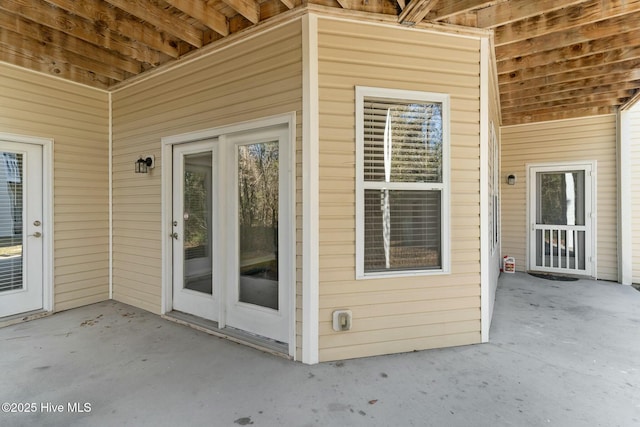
[{"x1": 332, "y1": 309, "x2": 352, "y2": 331}]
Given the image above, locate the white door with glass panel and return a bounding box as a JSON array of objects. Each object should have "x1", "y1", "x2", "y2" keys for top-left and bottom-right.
[
  {"x1": 0, "y1": 142, "x2": 43, "y2": 318},
  {"x1": 529, "y1": 163, "x2": 595, "y2": 276},
  {"x1": 172, "y1": 141, "x2": 218, "y2": 321},
  {"x1": 171, "y1": 126, "x2": 291, "y2": 344},
  {"x1": 224, "y1": 127, "x2": 290, "y2": 343}
]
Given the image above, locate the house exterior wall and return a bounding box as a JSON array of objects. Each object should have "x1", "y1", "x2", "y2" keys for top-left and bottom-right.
[
  {"x1": 630, "y1": 106, "x2": 640, "y2": 284},
  {"x1": 0, "y1": 63, "x2": 110, "y2": 311},
  {"x1": 316, "y1": 17, "x2": 482, "y2": 361},
  {"x1": 485, "y1": 47, "x2": 501, "y2": 331},
  {"x1": 501, "y1": 115, "x2": 618, "y2": 281},
  {"x1": 110, "y1": 21, "x2": 303, "y2": 355}
]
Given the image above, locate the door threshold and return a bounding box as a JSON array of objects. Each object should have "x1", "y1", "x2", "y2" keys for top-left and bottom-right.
[
  {"x1": 0, "y1": 309, "x2": 50, "y2": 329},
  {"x1": 163, "y1": 310, "x2": 290, "y2": 359}
]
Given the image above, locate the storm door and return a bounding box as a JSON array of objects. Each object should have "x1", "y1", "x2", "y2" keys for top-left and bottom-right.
[{"x1": 529, "y1": 163, "x2": 594, "y2": 276}]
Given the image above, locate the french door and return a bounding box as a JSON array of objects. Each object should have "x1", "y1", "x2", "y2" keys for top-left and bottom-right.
[
  {"x1": 171, "y1": 125, "x2": 291, "y2": 344},
  {"x1": 223, "y1": 127, "x2": 290, "y2": 343},
  {"x1": 172, "y1": 141, "x2": 218, "y2": 320},
  {"x1": 528, "y1": 162, "x2": 595, "y2": 276},
  {"x1": 0, "y1": 142, "x2": 43, "y2": 318}
]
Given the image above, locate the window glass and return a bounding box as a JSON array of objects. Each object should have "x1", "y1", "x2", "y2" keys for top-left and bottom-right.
[
  {"x1": 363, "y1": 100, "x2": 443, "y2": 183},
  {"x1": 364, "y1": 189, "x2": 441, "y2": 272},
  {"x1": 357, "y1": 88, "x2": 449, "y2": 277}
]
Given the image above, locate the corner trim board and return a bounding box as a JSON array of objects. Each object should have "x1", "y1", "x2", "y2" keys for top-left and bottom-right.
[
  {"x1": 480, "y1": 37, "x2": 490, "y2": 343},
  {"x1": 618, "y1": 110, "x2": 632, "y2": 285},
  {"x1": 302, "y1": 13, "x2": 320, "y2": 365}
]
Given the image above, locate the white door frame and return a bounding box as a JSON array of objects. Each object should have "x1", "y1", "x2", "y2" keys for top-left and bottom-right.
[
  {"x1": 0, "y1": 133, "x2": 53, "y2": 315},
  {"x1": 526, "y1": 160, "x2": 597, "y2": 277},
  {"x1": 160, "y1": 113, "x2": 296, "y2": 358}
]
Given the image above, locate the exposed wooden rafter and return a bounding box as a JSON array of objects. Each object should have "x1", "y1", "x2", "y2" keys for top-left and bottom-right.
[
  {"x1": 221, "y1": 0, "x2": 260, "y2": 24},
  {"x1": 398, "y1": 0, "x2": 439, "y2": 24},
  {"x1": 163, "y1": 0, "x2": 230, "y2": 36},
  {"x1": 103, "y1": 0, "x2": 204, "y2": 48},
  {"x1": 43, "y1": 0, "x2": 180, "y2": 58},
  {"x1": 0, "y1": 9, "x2": 142, "y2": 75},
  {"x1": 0, "y1": 0, "x2": 638, "y2": 125},
  {"x1": 476, "y1": 0, "x2": 590, "y2": 28},
  {"x1": 426, "y1": 0, "x2": 491, "y2": 21},
  {"x1": 0, "y1": 0, "x2": 160, "y2": 64}
]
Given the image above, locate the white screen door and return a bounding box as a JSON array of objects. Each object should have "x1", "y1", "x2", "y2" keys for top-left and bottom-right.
[
  {"x1": 529, "y1": 163, "x2": 594, "y2": 276},
  {"x1": 172, "y1": 140, "x2": 218, "y2": 321},
  {"x1": 0, "y1": 142, "x2": 43, "y2": 317}
]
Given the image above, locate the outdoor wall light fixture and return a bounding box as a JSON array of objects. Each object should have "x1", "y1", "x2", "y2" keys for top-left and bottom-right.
[
  {"x1": 135, "y1": 155, "x2": 155, "y2": 173},
  {"x1": 507, "y1": 174, "x2": 516, "y2": 185}
]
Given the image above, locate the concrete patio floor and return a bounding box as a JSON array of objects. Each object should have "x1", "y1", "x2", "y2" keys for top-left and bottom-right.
[{"x1": 1, "y1": 272, "x2": 639, "y2": 427}]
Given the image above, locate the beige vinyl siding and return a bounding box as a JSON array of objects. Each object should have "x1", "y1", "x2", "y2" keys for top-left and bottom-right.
[
  {"x1": 317, "y1": 18, "x2": 482, "y2": 361},
  {"x1": 111, "y1": 21, "x2": 303, "y2": 353},
  {"x1": 631, "y1": 107, "x2": 640, "y2": 284},
  {"x1": 0, "y1": 63, "x2": 110, "y2": 311},
  {"x1": 501, "y1": 115, "x2": 618, "y2": 280}
]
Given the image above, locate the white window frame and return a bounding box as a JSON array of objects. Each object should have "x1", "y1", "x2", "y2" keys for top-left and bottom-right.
[
  {"x1": 490, "y1": 121, "x2": 500, "y2": 255},
  {"x1": 355, "y1": 86, "x2": 450, "y2": 279}
]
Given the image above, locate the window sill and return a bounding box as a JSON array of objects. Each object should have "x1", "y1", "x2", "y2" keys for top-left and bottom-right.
[{"x1": 357, "y1": 268, "x2": 450, "y2": 280}]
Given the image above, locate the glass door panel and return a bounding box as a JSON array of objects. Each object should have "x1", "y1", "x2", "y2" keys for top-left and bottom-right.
[
  {"x1": 0, "y1": 152, "x2": 23, "y2": 294},
  {"x1": 237, "y1": 142, "x2": 279, "y2": 310},
  {"x1": 0, "y1": 142, "x2": 43, "y2": 318},
  {"x1": 183, "y1": 152, "x2": 213, "y2": 295}
]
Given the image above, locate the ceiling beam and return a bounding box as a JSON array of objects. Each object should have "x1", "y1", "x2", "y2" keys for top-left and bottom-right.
[
  {"x1": 163, "y1": 0, "x2": 229, "y2": 36},
  {"x1": 0, "y1": 9, "x2": 142, "y2": 75},
  {"x1": 499, "y1": 46, "x2": 640, "y2": 85},
  {"x1": 103, "y1": 0, "x2": 204, "y2": 48},
  {"x1": 499, "y1": 58, "x2": 640, "y2": 93},
  {"x1": 500, "y1": 73, "x2": 640, "y2": 102},
  {"x1": 495, "y1": 10, "x2": 640, "y2": 61},
  {"x1": 502, "y1": 103, "x2": 618, "y2": 125},
  {"x1": 0, "y1": 43, "x2": 111, "y2": 88},
  {"x1": 476, "y1": 0, "x2": 589, "y2": 28},
  {"x1": 279, "y1": 0, "x2": 296, "y2": 9},
  {"x1": 0, "y1": 27, "x2": 126, "y2": 80},
  {"x1": 498, "y1": 28, "x2": 640, "y2": 74},
  {"x1": 399, "y1": 0, "x2": 439, "y2": 24},
  {"x1": 0, "y1": 0, "x2": 161, "y2": 65},
  {"x1": 43, "y1": 0, "x2": 180, "y2": 58},
  {"x1": 501, "y1": 86, "x2": 637, "y2": 110},
  {"x1": 426, "y1": 0, "x2": 491, "y2": 21},
  {"x1": 494, "y1": 0, "x2": 640, "y2": 47},
  {"x1": 221, "y1": 0, "x2": 260, "y2": 24}
]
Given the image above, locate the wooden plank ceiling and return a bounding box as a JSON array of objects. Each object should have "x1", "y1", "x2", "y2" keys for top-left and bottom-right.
[{"x1": 1, "y1": 0, "x2": 639, "y2": 125}]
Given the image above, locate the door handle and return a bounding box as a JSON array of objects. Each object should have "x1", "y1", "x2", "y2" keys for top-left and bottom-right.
[
  {"x1": 29, "y1": 232, "x2": 42, "y2": 238},
  {"x1": 170, "y1": 232, "x2": 179, "y2": 240}
]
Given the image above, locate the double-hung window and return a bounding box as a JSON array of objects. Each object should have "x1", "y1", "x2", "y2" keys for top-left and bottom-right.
[{"x1": 356, "y1": 87, "x2": 450, "y2": 278}]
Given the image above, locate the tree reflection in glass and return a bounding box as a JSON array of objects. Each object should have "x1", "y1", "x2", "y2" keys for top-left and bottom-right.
[{"x1": 238, "y1": 142, "x2": 279, "y2": 310}]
